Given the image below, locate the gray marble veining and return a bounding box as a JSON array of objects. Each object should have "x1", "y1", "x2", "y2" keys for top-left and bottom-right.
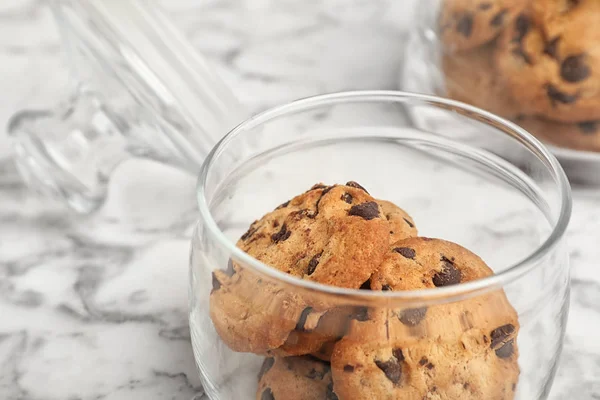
[{"x1": 1, "y1": 0, "x2": 599, "y2": 399}]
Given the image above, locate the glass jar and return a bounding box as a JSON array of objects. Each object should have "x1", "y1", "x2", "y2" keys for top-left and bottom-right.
[
  {"x1": 189, "y1": 91, "x2": 571, "y2": 399},
  {"x1": 8, "y1": 0, "x2": 245, "y2": 213},
  {"x1": 399, "y1": 0, "x2": 600, "y2": 185}
]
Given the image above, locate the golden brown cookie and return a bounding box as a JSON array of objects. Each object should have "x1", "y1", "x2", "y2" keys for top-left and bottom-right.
[
  {"x1": 495, "y1": 2, "x2": 600, "y2": 122},
  {"x1": 440, "y1": 0, "x2": 523, "y2": 52},
  {"x1": 237, "y1": 182, "x2": 392, "y2": 289},
  {"x1": 210, "y1": 266, "x2": 308, "y2": 354},
  {"x1": 331, "y1": 238, "x2": 520, "y2": 400},
  {"x1": 515, "y1": 115, "x2": 600, "y2": 152},
  {"x1": 256, "y1": 356, "x2": 336, "y2": 400},
  {"x1": 332, "y1": 315, "x2": 518, "y2": 400},
  {"x1": 443, "y1": 42, "x2": 522, "y2": 117}
]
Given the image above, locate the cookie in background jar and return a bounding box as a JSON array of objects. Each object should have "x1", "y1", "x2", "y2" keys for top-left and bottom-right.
[
  {"x1": 495, "y1": 1, "x2": 600, "y2": 123},
  {"x1": 515, "y1": 115, "x2": 600, "y2": 152},
  {"x1": 443, "y1": 41, "x2": 522, "y2": 117},
  {"x1": 440, "y1": 0, "x2": 524, "y2": 52}
]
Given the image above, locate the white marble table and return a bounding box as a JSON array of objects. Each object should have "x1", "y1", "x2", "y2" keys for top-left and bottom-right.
[{"x1": 1, "y1": 1, "x2": 599, "y2": 399}]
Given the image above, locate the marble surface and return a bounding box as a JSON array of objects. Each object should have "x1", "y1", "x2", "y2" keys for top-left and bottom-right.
[{"x1": 1, "y1": 1, "x2": 600, "y2": 399}]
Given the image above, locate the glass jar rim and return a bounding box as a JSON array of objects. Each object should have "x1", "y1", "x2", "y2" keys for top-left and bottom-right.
[{"x1": 197, "y1": 90, "x2": 572, "y2": 302}]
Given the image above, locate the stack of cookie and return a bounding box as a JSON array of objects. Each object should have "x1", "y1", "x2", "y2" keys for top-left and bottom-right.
[
  {"x1": 210, "y1": 182, "x2": 519, "y2": 399},
  {"x1": 441, "y1": 0, "x2": 600, "y2": 152}
]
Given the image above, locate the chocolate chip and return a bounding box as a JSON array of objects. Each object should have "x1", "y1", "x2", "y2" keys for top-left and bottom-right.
[
  {"x1": 348, "y1": 201, "x2": 380, "y2": 220},
  {"x1": 464, "y1": 382, "x2": 470, "y2": 390},
  {"x1": 345, "y1": 181, "x2": 369, "y2": 193},
  {"x1": 307, "y1": 251, "x2": 323, "y2": 275},
  {"x1": 561, "y1": 54, "x2": 590, "y2": 83},
  {"x1": 375, "y1": 358, "x2": 402, "y2": 385},
  {"x1": 398, "y1": 307, "x2": 428, "y2": 326},
  {"x1": 432, "y1": 258, "x2": 462, "y2": 287},
  {"x1": 490, "y1": 324, "x2": 516, "y2": 358},
  {"x1": 261, "y1": 388, "x2": 274, "y2": 400},
  {"x1": 479, "y1": 2, "x2": 492, "y2": 10},
  {"x1": 544, "y1": 36, "x2": 560, "y2": 59},
  {"x1": 426, "y1": 362, "x2": 434, "y2": 370},
  {"x1": 295, "y1": 307, "x2": 313, "y2": 332},
  {"x1": 258, "y1": 357, "x2": 275, "y2": 380},
  {"x1": 341, "y1": 193, "x2": 353, "y2": 204},
  {"x1": 419, "y1": 357, "x2": 428, "y2": 366},
  {"x1": 393, "y1": 247, "x2": 416, "y2": 259},
  {"x1": 490, "y1": 324, "x2": 516, "y2": 348},
  {"x1": 512, "y1": 47, "x2": 532, "y2": 65},
  {"x1": 382, "y1": 284, "x2": 392, "y2": 291},
  {"x1": 344, "y1": 365, "x2": 355, "y2": 372},
  {"x1": 241, "y1": 225, "x2": 258, "y2": 241},
  {"x1": 403, "y1": 217, "x2": 414, "y2": 228},
  {"x1": 495, "y1": 339, "x2": 515, "y2": 358},
  {"x1": 578, "y1": 121, "x2": 598, "y2": 134},
  {"x1": 352, "y1": 307, "x2": 369, "y2": 321},
  {"x1": 272, "y1": 220, "x2": 279, "y2": 228},
  {"x1": 456, "y1": 13, "x2": 474, "y2": 38},
  {"x1": 276, "y1": 200, "x2": 290, "y2": 209},
  {"x1": 490, "y1": 9, "x2": 508, "y2": 26},
  {"x1": 546, "y1": 83, "x2": 578, "y2": 105},
  {"x1": 360, "y1": 279, "x2": 372, "y2": 290},
  {"x1": 393, "y1": 348, "x2": 404, "y2": 362},
  {"x1": 514, "y1": 14, "x2": 530, "y2": 42},
  {"x1": 211, "y1": 272, "x2": 222, "y2": 292},
  {"x1": 271, "y1": 223, "x2": 291, "y2": 243},
  {"x1": 326, "y1": 382, "x2": 339, "y2": 400},
  {"x1": 306, "y1": 367, "x2": 326, "y2": 380}
]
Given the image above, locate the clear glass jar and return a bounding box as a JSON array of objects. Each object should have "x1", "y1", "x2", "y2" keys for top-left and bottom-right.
[
  {"x1": 400, "y1": 0, "x2": 600, "y2": 184},
  {"x1": 189, "y1": 91, "x2": 571, "y2": 400}
]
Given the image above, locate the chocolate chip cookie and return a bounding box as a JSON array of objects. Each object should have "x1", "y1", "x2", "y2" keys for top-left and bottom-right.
[
  {"x1": 495, "y1": 3, "x2": 600, "y2": 122},
  {"x1": 237, "y1": 182, "x2": 392, "y2": 289},
  {"x1": 331, "y1": 238, "x2": 520, "y2": 399},
  {"x1": 256, "y1": 356, "x2": 337, "y2": 400},
  {"x1": 440, "y1": 0, "x2": 523, "y2": 52},
  {"x1": 210, "y1": 266, "x2": 310, "y2": 354},
  {"x1": 443, "y1": 42, "x2": 522, "y2": 117},
  {"x1": 515, "y1": 114, "x2": 600, "y2": 152},
  {"x1": 332, "y1": 315, "x2": 518, "y2": 400}
]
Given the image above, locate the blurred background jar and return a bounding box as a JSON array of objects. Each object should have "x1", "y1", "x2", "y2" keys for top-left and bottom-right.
[{"x1": 400, "y1": 0, "x2": 600, "y2": 184}]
